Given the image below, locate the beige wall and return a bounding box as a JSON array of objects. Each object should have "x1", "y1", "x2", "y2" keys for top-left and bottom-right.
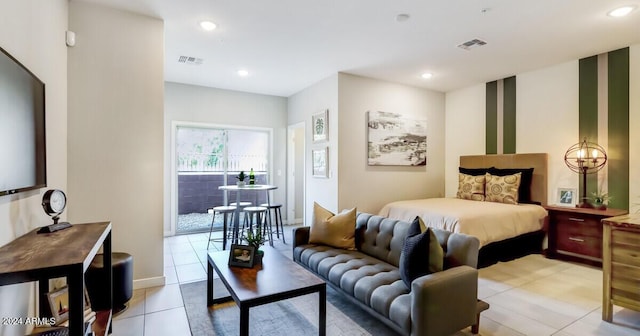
[
  {"x1": 444, "y1": 84, "x2": 486, "y2": 197},
  {"x1": 288, "y1": 73, "x2": 446, "y2": 221},
  {"x1": 163, "y1": 82, "x2": 288, "y2": 234},
  {"x1": 288, "y1": 74, "x2": 339, "y2": 224},
  {"x1": 516, "y1": 60, "x2": 579, "y2": 204},
  {"x1": 337, "y1": 73, "x2": 446, "y2": 214},
  {"x1": 0, "y1": 1, "x2": 68, "y2": 335},
  {"x1": 68, "y1": 2, "x2": 164, "y2": 285},
  {"x1": 444, "y1": 46, "x2": 639, "y2": 208}
]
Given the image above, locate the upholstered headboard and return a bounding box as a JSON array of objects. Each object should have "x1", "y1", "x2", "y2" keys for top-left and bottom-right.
[{"x1": 460, "y1": 153, "x2": 548, "y2": 206}]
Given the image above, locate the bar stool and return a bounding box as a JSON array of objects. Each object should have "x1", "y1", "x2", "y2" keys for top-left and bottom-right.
[
  {"x1": 260, "y1": 203, "x2": 285, "y2": 244},
  {"x1": 242, "y1": 206, "x2": 273, "y2": 247},
  {"x1": 207, "y1": 205, "x2": 236, "y2": 250},
  {"x1": 230, "y1": 201, "x2": 252, "y2": 208},
  {"x1": 231, "y1": 201, "x2": 251, "y2": 219}
]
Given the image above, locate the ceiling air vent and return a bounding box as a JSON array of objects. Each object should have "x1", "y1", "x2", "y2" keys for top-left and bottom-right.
[
  {"x1": 178, "y1": 55, "x2": 203, "y2": 65},
  {"x1": 457, "y1": 39, "x2": 487, "y2": 51}
]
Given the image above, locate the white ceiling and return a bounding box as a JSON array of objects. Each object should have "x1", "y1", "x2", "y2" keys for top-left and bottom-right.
[{"x1": 75, "y1": 0, "x2": 640, "y2": 97}]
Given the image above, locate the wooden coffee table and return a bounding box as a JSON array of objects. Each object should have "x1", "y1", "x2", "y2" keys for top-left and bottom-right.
[{"x1": 207, "y1": 245, "x2": 326, "y2": 336}]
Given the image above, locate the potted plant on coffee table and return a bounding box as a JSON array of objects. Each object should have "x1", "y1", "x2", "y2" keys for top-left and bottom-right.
[{"x1": 245, "y1": 229, "x2": 266, "y2": 264}]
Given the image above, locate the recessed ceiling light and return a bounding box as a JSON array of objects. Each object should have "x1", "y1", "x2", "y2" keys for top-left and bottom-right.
[
  {"x1": 237, "y1": 69, "x2": 249, "y2": 77},
  {"x1": 199, "y1": 21, "x2": 217, "y2": 31},
  {"x1": 396, "y1": 14, "x2": 411, "y2": 22},
  {"x1": 421, "y1": 73, "x2": 433, "y2": 79},
  {"x1": 608, "y1": 6, "x2": 636, "y2": 17}
]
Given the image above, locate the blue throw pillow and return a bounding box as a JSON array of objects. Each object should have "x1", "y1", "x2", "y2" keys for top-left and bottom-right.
[{"x1": 400, "y1": 217, "x2": 432, "y2": 288}]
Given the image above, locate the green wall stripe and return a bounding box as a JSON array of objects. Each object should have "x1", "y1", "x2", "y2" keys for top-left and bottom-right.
[
  {"x1": 607, "y1": 47, "x2": 630, "y2": 210},
  {"x1": 486, "y1": 81, "x2": 497, "y2": 154},
  {"x1": 503, "y1": 76, "x2": 517, "y2": 154},
  {"x1": 579, "y1": 56, "x2": 599, "y2": 201}
]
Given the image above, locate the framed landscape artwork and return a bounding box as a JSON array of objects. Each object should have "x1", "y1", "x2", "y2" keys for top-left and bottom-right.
[
  {"x1": 312, "y1": 109, "x2": 328, "y2": 143},
  {"x1": 312, "y1": 147, "x2": 328, "y2": 178},
  {"x1": 367, "y1": 111, "x2": 427, "y2": 166}
]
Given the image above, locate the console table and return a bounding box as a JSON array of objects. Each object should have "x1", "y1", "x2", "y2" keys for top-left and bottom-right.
[{"x1": 0, "y1": 222, "x2": 112, "y2": 335}]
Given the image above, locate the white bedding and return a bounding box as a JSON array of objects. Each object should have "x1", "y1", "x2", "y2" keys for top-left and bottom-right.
[{"x1": 378, "y1": 198, "x2": 548, "y2": 247}]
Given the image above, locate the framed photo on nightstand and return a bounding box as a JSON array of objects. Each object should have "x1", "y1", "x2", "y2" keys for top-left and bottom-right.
[{"x1": 556, "y1": 188, "x2": 577, "y2": 207}]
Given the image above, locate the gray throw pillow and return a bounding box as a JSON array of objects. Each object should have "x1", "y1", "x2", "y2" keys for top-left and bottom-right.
[
  {"x1": 400, "y1": 216, "x2": 445, "y2": 288},
  {"x1": 400, "y1": 217, "x2": 432, "y2": 288}
]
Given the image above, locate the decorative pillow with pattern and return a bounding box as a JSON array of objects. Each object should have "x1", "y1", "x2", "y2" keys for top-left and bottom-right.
[
  {"x1": 484, "y1": 172, "x2": 522, "y2": 204},
  {"x1": 488, "y1": 167, "x2": 535, "y2": 204},
  {"x1": 456, "y1": 173, "x2": 486, "y2": 201},
  {"x1": 309, "y1": 202, "x2": 357, "y2": 250}
]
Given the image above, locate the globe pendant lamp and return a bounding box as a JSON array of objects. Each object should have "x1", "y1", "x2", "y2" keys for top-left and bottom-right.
[{"x1": 564, "y1": 138, "x2": 607, "y2": 208}]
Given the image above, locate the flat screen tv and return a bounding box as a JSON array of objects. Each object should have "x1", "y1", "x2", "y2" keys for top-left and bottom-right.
[{"x1": 0, "y1": 46, "x2": 46, "y2": 196}]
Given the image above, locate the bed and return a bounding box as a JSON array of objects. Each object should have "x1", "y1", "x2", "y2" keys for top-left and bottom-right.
[
  {"x1": 379, "y1": 198, "x2": 547, "y2": 248},
  {"x1": 379, "y1": 153, "x2": 549, "y2": 266}
]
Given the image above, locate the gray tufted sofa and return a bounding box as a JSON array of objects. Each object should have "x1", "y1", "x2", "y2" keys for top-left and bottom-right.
[{"x1": 293, "y1": 212, "x2": 482, "y2": 336}]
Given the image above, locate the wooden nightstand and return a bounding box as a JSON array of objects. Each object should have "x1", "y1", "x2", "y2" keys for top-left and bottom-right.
[{"x1": 545, "y1": 205, "x2": 627, "y2": 266}]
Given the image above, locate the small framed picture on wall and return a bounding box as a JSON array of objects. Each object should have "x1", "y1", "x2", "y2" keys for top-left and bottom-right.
[
  {"x1": 312, "y1": 147, "x2": 329, "y2": 178},
  {"x1": 556, "y1": 188, "x2": 577, "y2": 207},
  {"x1": 312, "y1": 109, "x2": 328, "y2": 143}
]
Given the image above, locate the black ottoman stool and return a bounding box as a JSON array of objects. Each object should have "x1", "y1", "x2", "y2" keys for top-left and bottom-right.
[{"x1": 86, "y1": 252, "x2": 133, "y2": 314}]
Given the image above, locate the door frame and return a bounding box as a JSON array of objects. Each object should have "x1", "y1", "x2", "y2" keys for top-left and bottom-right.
[{"x1": 287, "y1": 122, "x2": 305, "y2": 226}]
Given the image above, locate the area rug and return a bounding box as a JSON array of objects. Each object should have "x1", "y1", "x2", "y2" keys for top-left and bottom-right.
[{"x1": 180, "y1": 279, "x2": 399, "y2": 336}]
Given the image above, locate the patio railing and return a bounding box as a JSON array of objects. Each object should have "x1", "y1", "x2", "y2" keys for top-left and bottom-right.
[{"x1": 177, "y1": 153, "x2": 267, "y2": 172}]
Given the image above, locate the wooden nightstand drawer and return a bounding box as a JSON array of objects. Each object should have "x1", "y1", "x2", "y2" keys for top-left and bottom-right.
[
  {"x1": 611, "y1": 262, "x2": 640, "y2": 303},
  {"x1": 611, "y1": 231, "x2": 640, "y2": 268},
  {"x1": 556, "y1": 214, "x2": 601, "y2": 234},
  {"x1": 556, "y1": 233, "x2": 601, "y2": 258},
  {"x1": 613, "y1": 229, "x2": 640, "y2": 246},
  {"x1": 556, "y1": 217, "x2": 601, "y2": 237}
]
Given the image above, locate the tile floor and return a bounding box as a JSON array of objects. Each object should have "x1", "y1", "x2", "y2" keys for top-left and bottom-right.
[{"x1": 112, "y1": 226, "x2": 640, "y2": 336}]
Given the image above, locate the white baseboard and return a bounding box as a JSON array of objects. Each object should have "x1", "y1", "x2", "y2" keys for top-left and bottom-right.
[
  {"x1": 285, "y1": 218, "x2": 303, "y2": 225},
  {"x1": 133, "y1": 276, "x2": 165, "y2": 290}
]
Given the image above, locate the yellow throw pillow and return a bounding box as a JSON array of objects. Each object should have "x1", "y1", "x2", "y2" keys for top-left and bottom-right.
[
  {"x1": 456, "y1": 173, "x2": 485, "y2": 201},
  {"x1": 485, "y1": 172, "x2": 521, "y2": 204},
  {"x1": 309, "y1": 202, "x2": 357, "y2": 250}
]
